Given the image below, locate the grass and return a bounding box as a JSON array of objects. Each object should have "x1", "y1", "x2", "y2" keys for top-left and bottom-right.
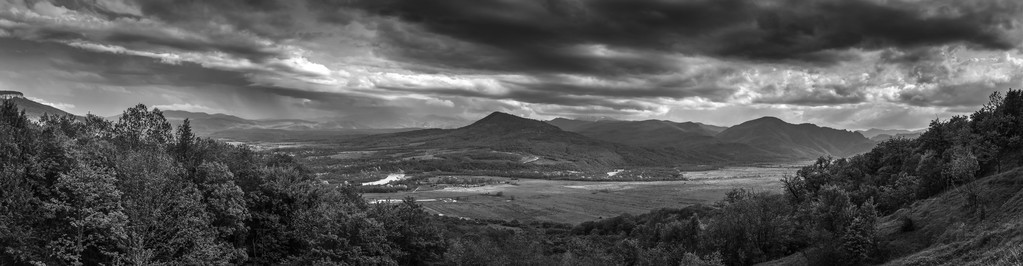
[
  {"x1": 363, "y1": 175, "x2": 785, "y2": 224},
  {"x1": 878, "y1": 168, "x2": 1023, "y2": 266}
]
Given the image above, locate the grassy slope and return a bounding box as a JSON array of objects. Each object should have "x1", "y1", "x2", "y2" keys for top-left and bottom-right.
[
  {"x1": 879, "y1": 167, "x2": 1023, "y2": 265},
  {"x1": 757, "y1": 168, "x2": 1023, "y2": 266}
]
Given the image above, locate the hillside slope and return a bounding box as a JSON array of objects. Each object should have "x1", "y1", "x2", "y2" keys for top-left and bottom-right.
[
  {"x1": 717, "y1": 117, "x2": 875, "y2": 159},
  {"x1": 9, "y1": 97, "x2": 76, "y2": 119},
  {"x1": 876, "y1": 167, "x2": 1023, "y2": 265},
  {"x1": 547, "y1": 118, "x2": 721, "y2": 147}
]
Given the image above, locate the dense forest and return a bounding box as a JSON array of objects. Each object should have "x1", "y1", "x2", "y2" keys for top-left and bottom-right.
[
  {"x1": 2, "y1": 89, "x2": 1022, "y2": 265},
  {"x1": 0, "y1": 102, "x2": 447, "y2": 265}
]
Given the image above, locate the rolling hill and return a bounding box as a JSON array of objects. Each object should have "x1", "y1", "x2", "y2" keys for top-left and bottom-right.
[
  {"x1": 547, "y1": 118, "x2": 723, "y2": 147},
  {"x1": 345, "y1": 112, "x2": 645, "y2": 169},
  {"x1": 716, "y1": 116, "x2": 875, "y2": 159},
  {"x1": 857, "y1": 128, "x2": 924, "y2": 139},
  {"x1": 550, "y1": 116, "x2": 875, "y2": 161},
  {"x1": 342, "y1": 112, "x2": 873, "y2": 171},
  {"x1": 8, "y1": 97, "x2": 77, "y2": 120}
]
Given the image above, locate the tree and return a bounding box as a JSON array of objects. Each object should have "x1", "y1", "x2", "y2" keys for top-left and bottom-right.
[
  {"x1": 114, "y1": 150, "x2": 239, "y2": 265},
  {"x1": 44, "y1": 163, "x2": 127, "y2": 265},
  {"x1": 371, "y1": 197, "x2": 448, "y2": 265},
  {"x1": 839, "y1": 200, "x2": 878, "y2": 265},
  {"x1": 707, "y1": 189, "x2": 800, "y2": 265},
  {"x1": 112, "y1": 104, "x2": 173, "y2": 149},
  {"x1": 173, "y1": 118, "x2": 196, "y2": 164},
  {"x1": 942, "y1": 145, "x2": 979, "y2": 188},
  {"x1": 784, "y1": 157, "x2": 839, "y2": 204},
  {"x1": 193, "y1": 162, "x2": 249, "y2": 247}
]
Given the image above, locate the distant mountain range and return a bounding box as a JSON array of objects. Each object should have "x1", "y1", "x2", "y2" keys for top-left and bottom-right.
[
  {"x1": 11, "y1": 97, "x2": 882, "y2": 166},
  {"x1": 344, "y1": 112, "x2": 880, "y2": 170},
  {"x1": 716, "y1": 117, "x2": 875, "y2": 159},
  {"x1": 343, "y1": 112, "x2": 649, "y2": 169},
  {"x1": 856, "y1": 128, "x2": 925, "y2": 142},
  {"x1": 549, "y1": 116, "x2": 876, "y2": 162},
  {"x1": 857, "y1": 128, "x2": 923, "y2": 138}
]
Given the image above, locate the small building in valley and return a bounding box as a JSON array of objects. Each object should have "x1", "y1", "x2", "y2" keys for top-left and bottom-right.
[{"x1": 0, "y1": 90, "x2": 24, "y2": 100}]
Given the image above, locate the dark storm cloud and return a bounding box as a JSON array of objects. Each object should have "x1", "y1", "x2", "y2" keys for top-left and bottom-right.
[
  {"x1": 134, "y1": 0, "x2": 364, "y2": 40},
  {"x1": 898, "y1": 76, "x2": 1023, "y2": 108},
  {"x1": 374, "y1": 21, "x2": 681, "y2": 76},
  {"x1": 13, "y1": 1, "x2": 288, "y2": 62},
  {"x1": 136, "y1": 0, "x2": 306, "y2": 40},
  {"x1": 376, "y1": 71, "x2": 739, "y2": 112},
  {"x1": 103, "y1": 32, "x2": 282, "y2": 62},
  {"x1": 753, "y1": 84, "x2": 868, "y2": 106},
  {"x1": 503, "y1": 77, "x2": 737, "y2": 102},
  {"x1": 28, "y1": 37, "x2": 357, "y2": 107},
  {"x1": 378, "y1": 85, "x2": 658, "y2": 112},
  {"x1": 348, "y1": 0, "x2": 1019, "y2": 74},
  {"x1": 721, "y1": 0, "x2": 1017, "y2": 60},
  {"x1": 48, "y1": 0, "x2": 142, "y2": 19},
  {"x1": 5, "y1": 0, "x2": 1022, "y2": 130}
]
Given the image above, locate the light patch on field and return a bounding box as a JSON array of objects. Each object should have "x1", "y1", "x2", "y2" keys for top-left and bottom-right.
[
  {"x1": 682, "y1": 166, "x2": 796, "y2": 180},
  {"x1": 565, "y1": 183, "x2": 635, "y2": 191},
  {"x1": 362, "y1": 173, "x2": 407, "y2": 185},
  {"x1": 440, "y1": 184, "x2": 515, "y2": 193},
  {"x1": 328, "y1": 151, "x2": 376, "y2": 159}
]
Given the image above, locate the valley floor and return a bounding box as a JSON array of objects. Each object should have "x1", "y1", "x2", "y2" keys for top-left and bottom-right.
[{"x1": 364, "y1": 175, "x2": 785, "y2": 224}]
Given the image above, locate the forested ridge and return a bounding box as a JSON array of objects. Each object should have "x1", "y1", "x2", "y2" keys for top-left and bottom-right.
[{"x1": 2, "y1": 89, "x2": 1023, "y2": 266}]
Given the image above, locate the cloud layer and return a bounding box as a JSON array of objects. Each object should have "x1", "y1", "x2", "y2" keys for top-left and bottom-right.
[{"x1": 1, "y1": 0, "x2": 1022, "y2": 129}]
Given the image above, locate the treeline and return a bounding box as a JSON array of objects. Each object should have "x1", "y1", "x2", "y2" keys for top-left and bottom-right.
[{"x1": 0, "y1": 102, "x2": 445, "y2": 265}]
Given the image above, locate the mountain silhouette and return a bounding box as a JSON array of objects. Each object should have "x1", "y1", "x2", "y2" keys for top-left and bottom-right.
[
  {"x1": 346, "y1": 112, "x2": 702, "y2": 169},
  {"x1": 548, "y1": 118, "x2": 723, "y2": 147},
  {"x1": 717, "y1": 116, "x2": 875, "y2": 158}
]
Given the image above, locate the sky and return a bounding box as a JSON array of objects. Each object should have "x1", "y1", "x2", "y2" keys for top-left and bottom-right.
[{"x1": 1, "y1": 0, "x2": 1022, "y2": 130}]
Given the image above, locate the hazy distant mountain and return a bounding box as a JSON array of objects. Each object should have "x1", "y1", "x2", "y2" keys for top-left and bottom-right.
[
  {"x1": 310, "y1": 115, "x2": 470, "y2": 130},
  {"x1": 127, "y1": 110, "x2": 459, "y2": 137},
  {"x1": 547, "y1": 118, "x2": 722, "y2": 147},
  {"x1": 869, "y1": 132, "x2": 924, "y2": 142},
  {"x1": 717, "y1": 117, "x2": 875, "y2": 159},
  {"x1": 858, "y1": 128, "x2": 924, "y2": 139},
  {"x1": 8, "y1": 97, "x2": 77, "y2": 120},
  {"x1": 109, "y1": 110, "x2": 311, "y2": 135},
  {"x1": 159, "y1": 110, "x2": 262, "y2": 134}
]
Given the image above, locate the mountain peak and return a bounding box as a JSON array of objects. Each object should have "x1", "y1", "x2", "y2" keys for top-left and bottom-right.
[
  {"x1": 749, "y1": 116, "x2": 786, "y2": 124},
  {"x1": 463, "y1": 112, "x2": 560, "y2": 131},
  {"x1": 481, "y1": 111, "x2": 520, "y2": 120}
]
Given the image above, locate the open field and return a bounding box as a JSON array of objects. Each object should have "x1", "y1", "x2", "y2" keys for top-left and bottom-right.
[{"x1": 364, "y1": 166, "x2": 797, "y2": 224}]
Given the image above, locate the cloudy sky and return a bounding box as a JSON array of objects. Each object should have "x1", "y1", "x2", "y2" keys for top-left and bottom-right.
[{"x1": 1, "y1": 0, "x2": 1022, "y2": 129}]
